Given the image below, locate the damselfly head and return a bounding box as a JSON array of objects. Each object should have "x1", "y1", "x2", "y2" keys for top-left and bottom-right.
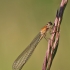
[
  {"x1": 47, "y1": 22, "x2": 52, "y2": 25},
  {"x1": 48, "y1": 22, "x2": 52, "y2": 25},
  {"x1": 46, "y1": 22, "x2": 53, "y2": 28}
]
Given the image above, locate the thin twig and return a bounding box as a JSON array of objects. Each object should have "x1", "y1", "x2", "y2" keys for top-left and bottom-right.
[{"x1": 42, "y1": 0, "x2": 68, "y2": 70}]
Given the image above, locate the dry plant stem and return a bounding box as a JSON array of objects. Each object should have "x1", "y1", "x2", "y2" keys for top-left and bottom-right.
[
  {"x1": 47, "y1": 16, "x2": 59, "y2": 70},
  {"x1": 42, "y1": 0, "x2": 68, "y2": 70},
  {"x1": 42, "y1": 40, "x2": 51, "y2": 70}
]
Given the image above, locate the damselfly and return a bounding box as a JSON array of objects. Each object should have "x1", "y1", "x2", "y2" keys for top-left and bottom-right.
[{"x1": 12, "y1": 22, "x2": 52, "y2": 70}]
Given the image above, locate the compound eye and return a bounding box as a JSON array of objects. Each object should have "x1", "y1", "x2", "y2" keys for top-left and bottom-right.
[{"x1": 48, "y1": 22, "x2": 52, "y2": 25}]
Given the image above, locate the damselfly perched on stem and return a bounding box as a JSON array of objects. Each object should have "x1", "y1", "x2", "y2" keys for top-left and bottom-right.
[{"x1": 12, "y1": 22, "x2": 52, "y2": 70}]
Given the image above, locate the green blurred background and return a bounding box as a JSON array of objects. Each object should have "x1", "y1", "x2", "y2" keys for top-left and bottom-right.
[{"x1": 0, "y1": 0, "x2": 70, "y2": 70}]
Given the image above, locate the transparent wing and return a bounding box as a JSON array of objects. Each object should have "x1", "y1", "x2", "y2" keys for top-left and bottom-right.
[{"x1": 12, "y1": 32, "x2": 43, "y2": 70}]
